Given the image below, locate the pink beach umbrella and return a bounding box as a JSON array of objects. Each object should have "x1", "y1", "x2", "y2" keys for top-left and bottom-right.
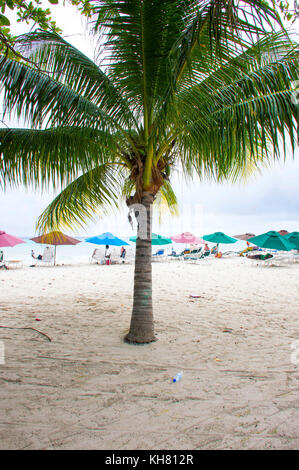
[
  {"x1": 0, "y1": 231, "x2": 25, "y2": 247},
  {"x1": 170, "y1": 232, "x2": 205, "y2": 244}
]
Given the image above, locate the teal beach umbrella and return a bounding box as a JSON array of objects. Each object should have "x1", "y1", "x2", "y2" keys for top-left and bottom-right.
[
  {"x1": 247, "y1": 231, "x2": 296, "y2": 251},
  {"x1": 203, "y1": 232, "x2": 238, "y2": 244},
  {"x1": 130, "y1": 233, "x2": 172, "y2": 245},
  {"x1": 284, "y1": 232, "x2": 299, "y2": 250}
]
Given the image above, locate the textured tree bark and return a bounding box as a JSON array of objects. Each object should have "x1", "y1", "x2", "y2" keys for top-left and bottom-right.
[{"x1": 125, "y1": 191, "x2": 156, "y2": 344}]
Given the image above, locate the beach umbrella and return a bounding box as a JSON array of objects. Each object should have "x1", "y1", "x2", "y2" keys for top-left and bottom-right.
[
  {"x1": 0, "y1": 231, "x2": 25, "y2": 263},
  {"x1": 86, "y1": 232, "x2": 129, "y2": 246},
  {"x1": 278, "y1": 230, "x2": 289, "y2": 236},
  {"x1": 203, "y1": 232, "x2": 238, "y2": 244},
  {"x1": 247, "y1": 231, "x2": 296, "y2": 251},
  {"x1": 0, "y1": 231, "x2": 25, "y2": 247},
  {"x1": 170, "y1": 232, "x2": 205, "y2": 244},
  {"x1": 234, "y1": 233, "x2": 255, "y2": 241},
  {"x1": 129, "y1": 233, "x2": 172, "y2": 245},
  {"x1": 31, "y1": 231, "x2": 81, "y2": 265},
  {"x1": 284, "y1": 232, "x2": 299, "y2": 250}
]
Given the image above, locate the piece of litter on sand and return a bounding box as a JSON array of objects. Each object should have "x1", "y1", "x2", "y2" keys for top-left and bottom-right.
[
  {"x1": 214, "y1": 357, "x2": 222, "y2": 362},
  {"x1": 222, "y1": 328, "x2": 233, "y2": 333},
  {"x1": 189, "y1": 295, "x2": 201, "y2": 298}
]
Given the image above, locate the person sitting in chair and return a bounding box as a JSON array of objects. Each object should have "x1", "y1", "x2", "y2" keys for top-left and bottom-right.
[
  {"x1": 31, "y1": 250, "x2": 43, "y2": 260},
  {"x1": 203, "y1": 243, "x2": 211, "y2": 256},
  {"x1": 0, "y1": 250, "x2": 8, "y2": 269},
  {"x1": 211, "y1": 244, "x2": 218, "y2": 255},
  {"x1": 120, "y1": 246, "x2": 126, "y2": 259}
]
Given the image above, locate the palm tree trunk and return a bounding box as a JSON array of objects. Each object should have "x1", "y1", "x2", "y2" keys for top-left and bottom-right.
[{"x1": 125, "y1": 191, "x2": 156, "y2": 344}]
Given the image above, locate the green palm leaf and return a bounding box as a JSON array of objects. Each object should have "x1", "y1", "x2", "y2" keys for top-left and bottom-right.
[
  {"x1": 0, "y1": 127, "x2": 123, "y2": 190},
  {"x1": 36, "y1": 164, "x2": 124, "y2": 232},
  {"x1": 16, "y1": 30, "x2": 138, "y2": 130}
]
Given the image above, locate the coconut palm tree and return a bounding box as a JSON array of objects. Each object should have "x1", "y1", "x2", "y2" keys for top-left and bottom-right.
[{"x1": 0, "y1": 1, "x2": 298, "y2": 343}]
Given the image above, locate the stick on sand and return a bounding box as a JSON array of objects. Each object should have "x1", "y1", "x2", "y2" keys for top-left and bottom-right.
[{"x1": 0, "y1": 326, "x2": 52, "y2": 342}]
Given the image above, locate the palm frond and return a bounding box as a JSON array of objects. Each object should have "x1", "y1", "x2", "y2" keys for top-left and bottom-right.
[
  {"x1": 166, "y1": 34, "x2": 299, "y2": 180},
  {"x1": 15, "y1": 30, "x2": 138, "y2": 130},
  {"x1": 154, "y1": 180, "x2": 179, "y2": 224},
  {"x1": 36, "y1": 164, "x2": 125, "y2": 233},
  {"x1": 0, "y1": 126, "x2": 123, "y2": 190}
]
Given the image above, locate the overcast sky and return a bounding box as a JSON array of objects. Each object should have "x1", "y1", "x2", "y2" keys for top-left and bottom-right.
[{"x1": 0, "y1": 3, "x2": 298, "y2": 238}]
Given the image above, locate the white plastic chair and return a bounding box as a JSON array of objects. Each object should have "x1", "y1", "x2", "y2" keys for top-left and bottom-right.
[
  {"x1": 36, "y1": 246, "x2": 55, "y2": 265},
  {"x1": 90, "y1": 248, "x2": 103, "y2": 264},
  {"x1": 262, "y1": 253, "x2": 294, "y2": 267}
]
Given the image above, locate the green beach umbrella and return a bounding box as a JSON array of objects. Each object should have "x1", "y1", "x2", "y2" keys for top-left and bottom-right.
[
  {"x1": 202, "y1": 232, "x2": 238, "y2": 244},
  {"x1": 247, "y1": 231, "x2": 296, "y2": 251},
  {"x1": 130, "y1": 233, "x2": 172, "y2": 245},
  {"x1": 284, "y1": 232, "x2": 299, "y2": 250}
]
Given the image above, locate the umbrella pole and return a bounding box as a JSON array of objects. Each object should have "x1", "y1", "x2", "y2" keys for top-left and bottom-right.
[{"x1": 54, "y1": 246, "x2": 56, "y2": 266}]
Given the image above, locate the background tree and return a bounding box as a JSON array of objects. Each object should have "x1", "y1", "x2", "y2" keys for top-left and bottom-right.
[
  {"x1": 0, "y1": 0, "x2": 298, "y2": 343},
  {"x1": 0, "y1": 0, "x2": 95, "y2": 59}
]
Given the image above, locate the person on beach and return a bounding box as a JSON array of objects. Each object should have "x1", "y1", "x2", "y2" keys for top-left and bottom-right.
[
  {"x1": 105, "y1": 245, "x2": 111, "y2": 259},
  {"x1": 203, "y1": 243, "x2": 211, "y2": 257},
  {"x1": 31, "y1": 250, "x2": 43, "y2": 260},
  {"x1": 0, "y1": 250, "x2": 8, "y2": 269},
  {"x1": 211, "y1": 244, "x2": 218, "y2": 255},
  {"x1": 247, "y1": 252, "x2": 273, "y2": 260},
  {"x1": 120, "y1": 246, "x2": 126, "y2": 259}
]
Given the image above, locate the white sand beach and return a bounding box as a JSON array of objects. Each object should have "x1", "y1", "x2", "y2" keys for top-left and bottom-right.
[{"x1": 1, "y1": 257, "x2": 299, "y2": 450}]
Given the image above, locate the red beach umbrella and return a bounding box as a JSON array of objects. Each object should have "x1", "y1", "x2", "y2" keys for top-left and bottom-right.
[
  {"x1": 278, "y1": 230, "x2": 289, "y2": 236},
  {"x1": 234, "y1": 233, "x2": 256, "y2": 241},
  {"x1": 0, "y1": 230, "x2": 25, "y2": 247},
  {"x1": 31, "y1": 231, "x2": 81, "y2": 265}
]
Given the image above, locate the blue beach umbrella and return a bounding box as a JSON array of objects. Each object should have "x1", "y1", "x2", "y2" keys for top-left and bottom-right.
[{"x1": 85, "y1": 232, "x2": 129, "y2": 246}]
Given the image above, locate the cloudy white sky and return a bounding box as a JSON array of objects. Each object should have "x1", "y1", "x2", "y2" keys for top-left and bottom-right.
[{"x1": 0, "y1": 2, "x2": 298, "y2": 238}]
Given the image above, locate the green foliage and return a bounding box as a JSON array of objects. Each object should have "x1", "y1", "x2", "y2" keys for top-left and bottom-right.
[
  {"x1": 0, "y1": 0, "x2": 59, "y2": 57},
  {"x1": 0, "y1": 0, "x2": 96, "y2": 59},
  {"x1": 274, "y1": 1, "x2": 298, "y2": 21}
]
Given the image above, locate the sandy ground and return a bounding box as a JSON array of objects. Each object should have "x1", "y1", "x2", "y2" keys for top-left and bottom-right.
[{"x1": 0, "y1": 257, "x2": 299, "y2": 450}]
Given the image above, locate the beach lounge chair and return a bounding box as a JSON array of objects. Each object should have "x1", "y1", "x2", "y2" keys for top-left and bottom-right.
[
  {"x1": 169, "y1": 249, "x2": 188, "y2": 260},
  {"x1": 153, "y1": 249, "x2": 164, "y2": 257},
  {"x1": 262, "y1": 252, "x2": 294, "y2": 267},
  {"x1": 221, "y1": 251, "x2": 239, "y2": 258},
  {"x1": 184, "y1": 248, "x2": 203, "y2": 261},
  {"x1": 90, "y1": 248, "x2": 103, "y2": 264},
  {"x1": 184, "y1": 247, "x2": 212, "y2": 263},
  {"x1": 5, "y1": 259, "x2": 23, "y2": 268},
  {"x1": 36, "y1": 246, "x2": 55, "y2": 265},
  {"x1": 152, "y1": 249, "x2": 167, "y2": 262}
]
